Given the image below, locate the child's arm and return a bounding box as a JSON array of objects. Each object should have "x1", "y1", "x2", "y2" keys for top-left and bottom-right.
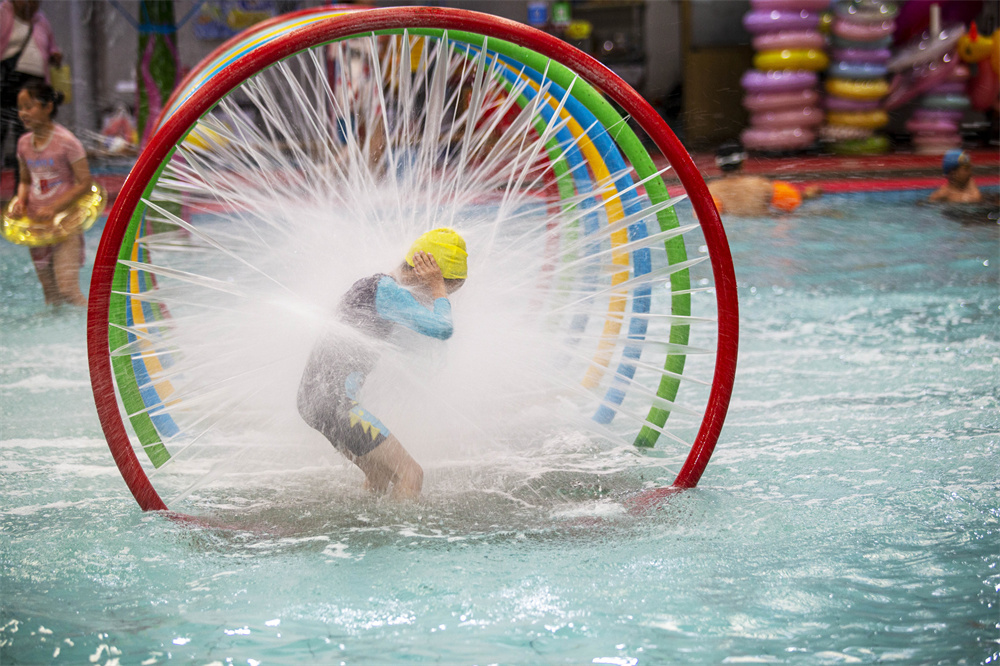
[
  {"x1": 10, "y1": 157, "x2": 31, "y2": 218},
  {"x1": 375, "y1": 276, "x2": 454, "y2": 340},
  {"x1": 927, "y1": 185, "x2": 948, "y2": 203}
]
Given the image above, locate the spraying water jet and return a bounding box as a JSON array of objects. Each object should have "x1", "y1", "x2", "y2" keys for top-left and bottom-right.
[{"x1": 86, "y1": 7, "x2": 739, "y2": 514}]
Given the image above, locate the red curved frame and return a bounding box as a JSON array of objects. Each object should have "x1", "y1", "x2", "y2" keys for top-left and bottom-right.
[{"x1": 87, "y1": 7, "x2": 739, "y2": 511}]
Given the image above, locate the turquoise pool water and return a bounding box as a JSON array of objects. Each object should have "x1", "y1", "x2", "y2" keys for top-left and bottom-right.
[{"x1": 2, "y1": 199, "x2": 997, "y2": 664}]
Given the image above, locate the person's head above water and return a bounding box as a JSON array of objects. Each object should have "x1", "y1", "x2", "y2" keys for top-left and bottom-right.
[
  {"x1": 405, "y1": 227, "x2": 468, "y2": 280},
  {"x1": 715, "y1": 142, "x2": 747, "y2": 174},
  {"x1": 942, "y1": 149, "x2": 971, "y2": 174},
  {"x1": 942, "y1": 149, "x2": 973, "y2": 187}
]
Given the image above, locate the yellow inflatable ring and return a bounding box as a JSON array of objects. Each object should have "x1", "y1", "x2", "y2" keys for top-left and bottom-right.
[
  {"x1": 825, "y1": 77, "x2": 889, "y2": 100},
  {"x1": 754, "y1": 48, "x2": 830, "y2": 72},
  {"x1": 826, "y1": 110, "x2": 889, "y2": 129},
  {"x1": 2, "y1": 183, "x2": 107, "y2": 247}
]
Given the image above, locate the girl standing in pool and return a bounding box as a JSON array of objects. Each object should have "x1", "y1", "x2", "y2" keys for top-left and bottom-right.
[
  {"x1": 298, "y1": 228, "x2": 467, "y2": 500},
  {"x1": 10, "y1": 81, "x2": 91, "y2": 306}
]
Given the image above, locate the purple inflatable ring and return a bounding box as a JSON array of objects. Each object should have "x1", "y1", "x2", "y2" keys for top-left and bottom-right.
[
  {"x1": 832, "y1": 47, "x2": 892, "y2": 64},
  {"x1": 825, "y1": 96, "x2": 882, "y2": 112},
  {"x1": 741, "y1": 69, "x2": 818, "y2": 93},
  {"x1": 743, "y1": 10, "x2": 821, "y2": 35},
  {"x1": 927, "y1": 81, "x2": 968, "y2": 95},
  {"x1": 911, "y1": 108, "x2": 964, "y2": 123},
  {"x1": 750, "y1": 0, "x2": 830, "y2": 10}
]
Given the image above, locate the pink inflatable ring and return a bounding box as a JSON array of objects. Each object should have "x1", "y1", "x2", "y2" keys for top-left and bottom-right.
[
  {"x1": 832, "y1": 47, "x2": 892, "y2": 63},
  {"x1": 753, "y1": 30, "x2": 826, "y2": 52},
  {"x1": 742, "y1": 69, "x2": 818, "y2": 93},
  {"x1": 833, "y1": 17, "x2": 895, "y2": 42},
  {"x1": 906, "y1": 118, "x2": 959, "y2": 134},
  {"x1": 751, "y1": 106, "x2": 824, "y2": 129},
  {"x1": 883, "y1": 56, "x2": 958, "y2": 110},
  {"x1": 743, "y1": 88, "x2": 820, "y2": 112},
  {"x1": 741, "y1": 126, "x2": 816, "y2": 151},
  {"x1": 887, "y1": 23, "x2": 966, "y2": 72}
]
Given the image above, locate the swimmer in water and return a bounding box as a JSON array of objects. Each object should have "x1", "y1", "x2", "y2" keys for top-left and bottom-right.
[
  {"x1": 297, "y1": 228, "x2": 467, "y2": 500},
  {"x1": 928, "y1": 150, "x2": 982, "y2": 204},
  {"x1": 707, "y1": 142, "x2": 820, "y2": 217}
]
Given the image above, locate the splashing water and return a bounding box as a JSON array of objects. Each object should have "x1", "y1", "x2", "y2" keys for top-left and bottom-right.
[{"x1": 95, "y1": 28, "x2": 724, "y2": 512}]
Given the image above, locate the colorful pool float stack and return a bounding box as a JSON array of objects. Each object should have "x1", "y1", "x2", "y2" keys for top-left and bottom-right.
[
  {"x1": 887, "y1": 22, "x2": 969, "y2": 154},
  {"x1": 821, "y1": 0, "x2": 896, "y2": 155},
  {"x1": 740, "y1": 0, "x2": 830, "y2": 152}
]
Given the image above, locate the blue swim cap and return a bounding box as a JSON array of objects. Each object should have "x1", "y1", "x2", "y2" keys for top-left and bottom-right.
[{"x1": 942, "y1": 149, "x2": 969, "y2": 174}]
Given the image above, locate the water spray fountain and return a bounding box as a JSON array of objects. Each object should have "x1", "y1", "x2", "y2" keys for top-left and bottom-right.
[{"x1": 86, "y1": 7, "x2": 738, "y2": 514}]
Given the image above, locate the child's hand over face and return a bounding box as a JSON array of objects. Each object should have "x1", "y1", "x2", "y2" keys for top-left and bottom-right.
[{"x1": 411, "y1": 251, "x2": 447, "y2": 299}]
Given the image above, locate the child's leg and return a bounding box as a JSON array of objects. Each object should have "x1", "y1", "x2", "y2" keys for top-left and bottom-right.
[
  {"x1": 356, "y1": 436, "x2": 423, "y2": 500},
  {"x1": 51, "y1": 235, "x2": 87, "y2": 306},
  {"x1": 30, "y1": 247, "x2": 61, "y2": 305}
]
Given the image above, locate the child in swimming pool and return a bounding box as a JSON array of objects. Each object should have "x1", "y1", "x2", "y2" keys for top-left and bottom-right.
[
  {"x1": 707, "y1": 142, "x2": 820, "y2": 217},
  {"x1": 297, "y1": 228, "x2": 467, "y2": 500},
  {"x1": 928, "y1": 150, "x2": 982, "y2": 204},
  {"x1": 10, "y1": 81, "x2": 91, "y2": 306}
]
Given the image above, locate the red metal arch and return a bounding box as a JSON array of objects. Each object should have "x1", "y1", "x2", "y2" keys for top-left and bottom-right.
[{"x1": 87, "y1": 6, "x2": 738, "y2": 511}]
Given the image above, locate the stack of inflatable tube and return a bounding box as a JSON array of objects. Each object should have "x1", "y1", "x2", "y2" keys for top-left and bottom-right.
[
  {"x1": 741, "y1": 0, "x2": 829, "y2": 152},
  {"x1": 887, "y1": 22, "x2": 967, "y2": 154},
  {"x1": 821, "y1": 0, "x2": 896, "y2": 155}
]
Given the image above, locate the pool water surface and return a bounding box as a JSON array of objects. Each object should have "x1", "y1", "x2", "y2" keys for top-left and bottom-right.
[{"x1": 1, "y1": 199, "x2": 997, "y2": 665}]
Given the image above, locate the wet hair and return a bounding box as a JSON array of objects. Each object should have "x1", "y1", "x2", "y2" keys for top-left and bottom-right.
[
  {"x1": 19, "y1": 80, "x2": 63, "y2": 119},
  {"x1": 715, "y1": 141, "x2": 746, "y2": 173}
]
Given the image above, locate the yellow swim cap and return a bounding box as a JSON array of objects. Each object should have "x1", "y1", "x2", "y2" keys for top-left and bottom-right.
[{"x1": 405, "y1": 228, "x2": 468, "y2": 279}]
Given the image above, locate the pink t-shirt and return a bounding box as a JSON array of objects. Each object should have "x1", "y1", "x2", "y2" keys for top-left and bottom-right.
[{"x1": 17, "y1": 124, "x2": 87, "y2": 219}]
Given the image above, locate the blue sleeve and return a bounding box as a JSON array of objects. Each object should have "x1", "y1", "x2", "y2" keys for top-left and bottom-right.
[{"x1": 374, "y1": 276, "x2": 454, "y2": 340}]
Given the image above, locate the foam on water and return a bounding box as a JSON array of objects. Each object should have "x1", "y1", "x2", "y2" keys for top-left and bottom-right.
[{"x1": 3, "y1": 195, "x2": 998, "y2": 664}]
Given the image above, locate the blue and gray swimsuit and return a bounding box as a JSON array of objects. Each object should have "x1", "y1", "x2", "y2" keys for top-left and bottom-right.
[{"x1": 297, "y1": 273, "x2": 453, "y2": 457}]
